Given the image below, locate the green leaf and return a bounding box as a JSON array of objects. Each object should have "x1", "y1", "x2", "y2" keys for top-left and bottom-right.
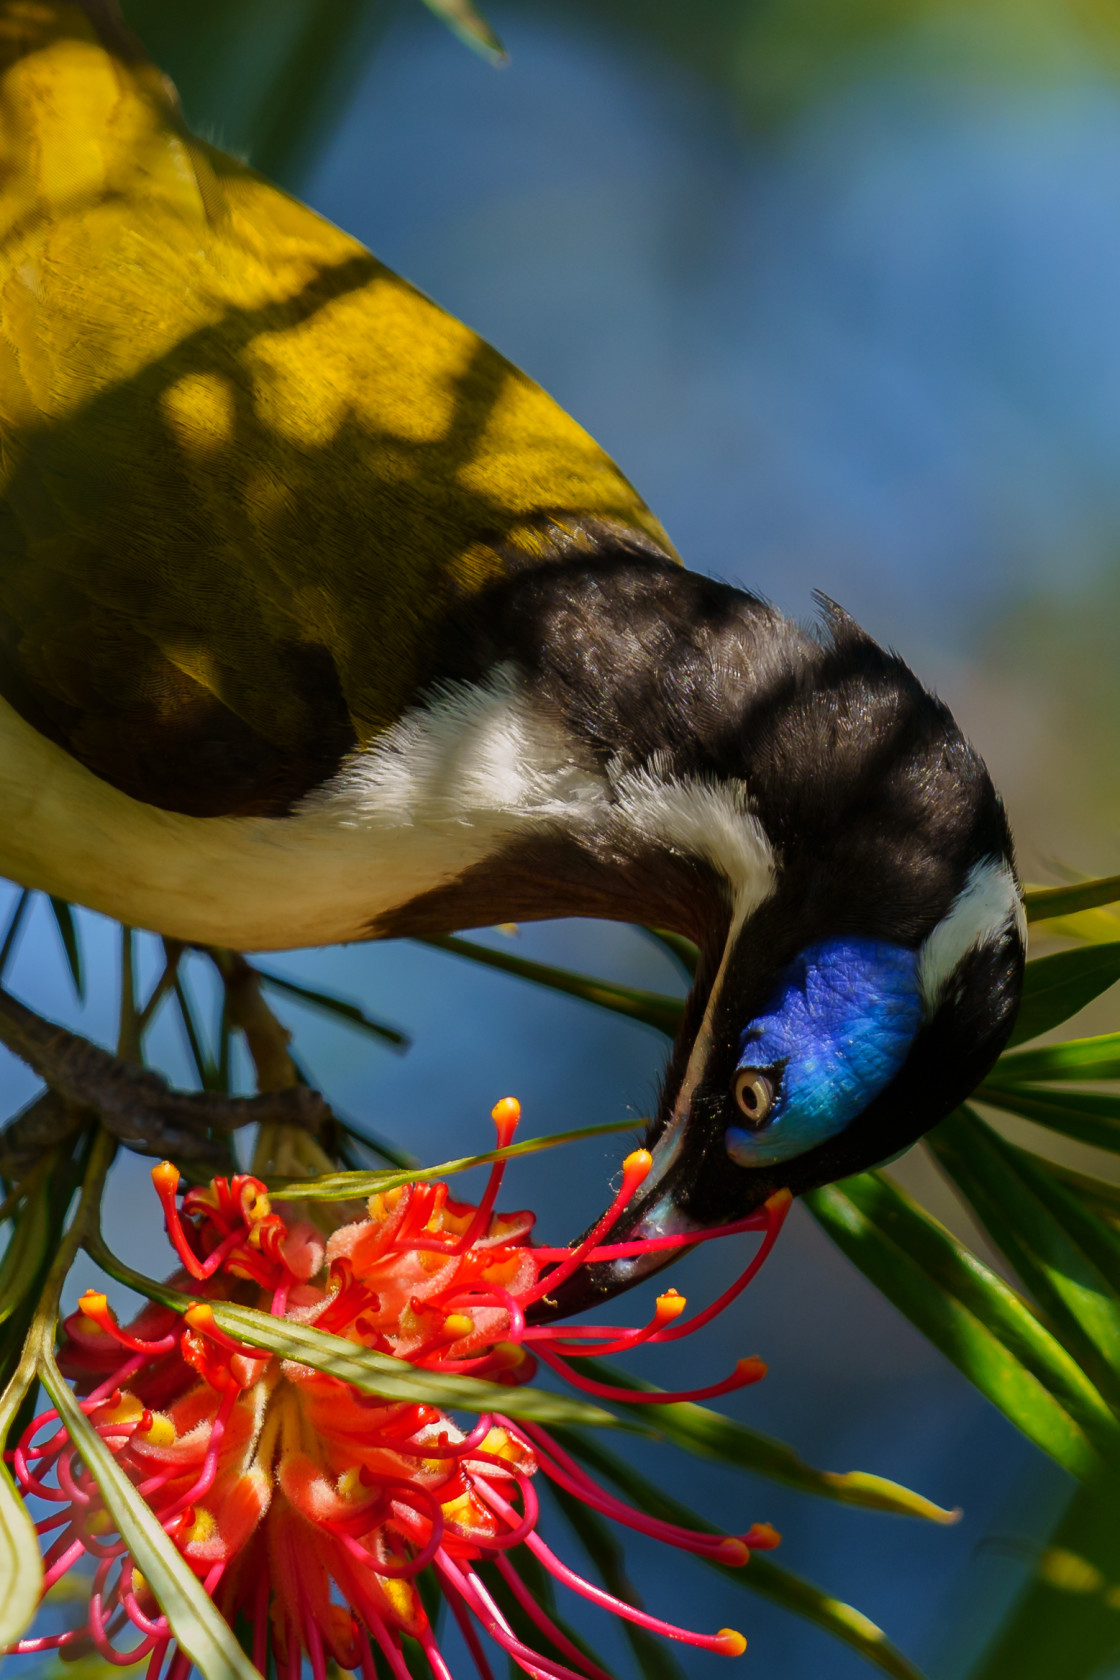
[
  {"x1": 967, "y1": 1474, "x2": 1120, "y2": 1680},
  {"x1": 994, "y1": 1031, "x2": 1120, "y2": 1083},
  {"x1": 642, "y1": 927, "x2": 699, "y2": 980},
  {"x1": 211, "y1": 1300, "x2": 620, "y2": 1427},
  {"x1": 930, "y1": 1109, "x2": 1120, "y2": 1408},
  {"x1": 1008, "y1": 943, "x2": 1120, "y2": 1047},
  {"x1": 1025, "y1": 875, "x2": 1120, "y2": 923},
  {"x1": 806, "y1": 1172, "x2": 1112, "y2": 1480},
  {"x1": 48, "y1": 898, "x2": 84, "y2": 1001},
  {"x1": 0, "y1": 1357, "x2": 42, "y2": 1646},
  {"x1": 0, "y1": 1460, "x2": 39, "y2": 1647},
  {"x1": 255, "y1": 968, "x2": 408, "y2": 1048},
  {"x1": 269, "y1": 1117, "x2": 637, "y2": 1201},
  {"x1": 420, "y1": 934, "x2": 684, "y2": 1037},
  {"x1": 417, "y1": 0, "x2": 507, "y2": 63},
  {"x1": 978, "y1": 1083, "x2": 1120, "y2": 1154},
  {"x1": 36, "y1": 1352, "x2": 259, "y2": 1680},
  {"x1": 0, "y1": 889, "x2": 31, "y2": 984},
  {"x1": 0, "y1": 1176, "x2": 51, "y2": 1326},
  {"x1": 553, "y1": 1430, "x2": 929, "y2": 1680},
  {"x1": 574, "y1": 1362, "x2": 958, "y2": 1521}
]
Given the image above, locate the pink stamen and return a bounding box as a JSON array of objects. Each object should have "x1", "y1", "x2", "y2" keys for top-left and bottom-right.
[
  {"x1": 494, "y1": 1554, "x2": 613, "y2": 1680},
  {"x1": 530, "y1": 1207, "x2": 770, "y2": 1263},
  {"x1": 651, "y1": 1190, "x2": 792, "y2": 1344},
  {"x1": 520, "y1": 1151, "x2": 653, "y2": 1307},
  {"x1": 524, "y1": 1527, "x2": 743, "y2": 1653},
  {"x1": 452, "y1": 1097, "x2": 521, "y2": 1254},
  {"x1": 157, "y1": 1385, "x2": 236, "y2": 1522},
  {"x1": 534, "y1": 1343, "x2": 767, "y2": 1404},
  {"x1": 519, "y1": 1425, "x2": 747, "y2": 1561}
]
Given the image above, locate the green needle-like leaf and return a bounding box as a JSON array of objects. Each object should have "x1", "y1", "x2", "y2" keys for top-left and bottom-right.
[
  {"x1": 48, "y1": 898, "x2": 84, "y2": 1001},
  {"x1": 0, "y1": 1353, "x2": 42, "y2": 1646},
  {"x1": 930, "y1": 1109, "x2": 1120, "y2": 1406},
  {"x1": 641, "y1": 927, "x2": 699, "y2": 980},
  {"x1": 417, "y1": 0, "x2": 507, "y2": 63},
  {"x1": 807, "y1": 1171, "x2": 1113, "y2": 1480},
  {"x1": 553, "y1": 1430, "x2": 929, "y2": 1680},
  {"x1": 978, "y1": 1083, "x2": 1120, "y2": 1154},
  {"x1": 994, "y1": 1030, "x2": 1120, "y2": 1083},
  {"x1": 1008, "y1": 943, "x2": 1120, "y2": 1047},
  {"x1": 211, "y1": 1300, "x2": 620, "y2": 1427},
  {"x1": 420, "y1": 934, "x2": 684, "y2": 1037},
  {"x1": 1025, "y1": 875, "x2": 1120, "y2": 923},
  {"x1": 575, "y1": 1362, "x2": 958, "y2": 1521},
  {"x1": 270, "y1": 1117, "x2": 638, "y2": 1201},
  {"x1": 0, "y1": 1176, "x2": 50, "y2": 1327},
  {"x1": 255, "y1": 968, "x2": 408, "y2": 1048},
  {"x1": 37, "y1": 1350, "x2": 259, "y2": 1680}
]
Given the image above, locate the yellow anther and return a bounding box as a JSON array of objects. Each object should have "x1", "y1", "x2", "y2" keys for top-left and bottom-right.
[
  {"x1": 86, "y1": 1509, "x2": 115, "y2": 1536},
  {"x1": 99, "y1": 1394, "x2": 143, "y2": 1426},
  {"x1": 716, "y1": 1629, "x2": 747, "y2": 1657},
  {"x1": 183, "y1": 1507, "x2": 217, "y2": 1546},
  {"x1": 78, "y1": 1289, "x2": 109, "y2": 1319},
  {"x1": 442, "y1": 1314, "x2": 475, "y2": 1340},
  {"x1": 491, "y1": 1096, "x2": 521, "y2": 1127},
  {"x1": 184, "y1": 1303, "x2": 216, "y2": 1332},
  {"x1": 337, "y1": 1467, "x2": 365, "y2": 1502},
  {"x1": 140, "y1": 1412, "x2": 176, "y2": 1448}
]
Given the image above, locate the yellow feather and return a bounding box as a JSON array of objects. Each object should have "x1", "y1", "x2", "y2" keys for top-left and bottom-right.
[{"x1": 0, "y1": 0, "x2": 675, "y2": 813}]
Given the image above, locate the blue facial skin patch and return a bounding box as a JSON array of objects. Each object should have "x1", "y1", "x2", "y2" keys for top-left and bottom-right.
[{"x1": 725, "y1": 938, "x2": 923, "y2": 1168}]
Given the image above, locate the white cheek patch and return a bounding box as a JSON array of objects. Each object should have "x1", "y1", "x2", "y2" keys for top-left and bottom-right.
[{"x1": 918, "y1": 856, "x2": 1024, "y2": 1014}]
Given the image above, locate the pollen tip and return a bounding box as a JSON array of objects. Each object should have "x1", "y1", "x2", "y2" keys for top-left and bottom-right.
[
  {"x1": 621, "y1": 1148, "x2": 654, "y2": 1183},
  {"x1": 744, "y1": 1521, "x2": 781, "y2": 1550},
  {"x1": 715, "y1": 1537, "x2": 750, "y2": 1565},
  {"x1": 443, "y1": 1313, "x2": 475, "y2": 1339},
  {"x1": 655, "y1": 1290, "x2": 687, "y2": 1320},
  {"x1": 491, "y1": 1096, "x2": 521, "y2": 1126},
  {"x1": 716, "y1": 1629, "x2": 747, "y2": 1657},
  {"x1": 184, "y1": 1303, "x2": 215, "y2": 1330},
  {"x1": 78, "y1": 1289, "x2": 109, "y2": 1319},
  {"x1": 152, "y1": 1161, "x2": 180, "y2": 1196},
  {"x1": 765, "y1": 1187, "x2": 793, "y2": 1212},
  {"x1": 737, "y1": 1356, "x2": 767, "y2": 1380}
]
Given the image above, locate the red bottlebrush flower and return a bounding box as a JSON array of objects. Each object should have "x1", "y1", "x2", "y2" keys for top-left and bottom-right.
[{"x1": 7, "y1": 1100, "x2": 790, "y2": 1680}]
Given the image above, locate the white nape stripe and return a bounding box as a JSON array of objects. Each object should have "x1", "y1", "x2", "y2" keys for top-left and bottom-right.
[
  {"x1": 0, "y1": 663, "x2": 777, "y2": 953},
  {"x1": 612, "y1": 758, "x2": 775, "y2": 908},
  {"x1": 918, "y1": 856, "x2": 1024, "y2": 1013}
]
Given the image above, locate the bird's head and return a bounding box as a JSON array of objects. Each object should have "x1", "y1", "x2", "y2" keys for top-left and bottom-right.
[{"x1": 529, "y1": 588, "x2": 1026, "y2": 1319}]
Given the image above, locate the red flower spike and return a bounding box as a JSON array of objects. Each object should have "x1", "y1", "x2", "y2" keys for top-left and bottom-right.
[{"x1": 10, "y1": 1102, "x2": 784, "y2": 1678}]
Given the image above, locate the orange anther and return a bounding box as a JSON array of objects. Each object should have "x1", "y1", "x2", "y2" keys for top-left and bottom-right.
[
  {"x1": 743, "y1": 1522, "x2": 781, "y2": 1550},
  {"x1": 765, "y1": 1187, "x2": 793, "y2": 1214},
  {"x1": 491, "y1": 1096, "x2": 521, "y2": 1128},
  {"x1": 736, "y1": 1357, "x2": 768, "y2": 1383},
  {"x1": 621, "y1": 1149, "x2": 653, "y2": 1187},
  {"x1": 183, "y1": 1303, "x2": 215, "y2": 1332},
  {"x1": 713, "y1": 1537, "x2": 750, "y2": 1566},
  {"x1": 78, "y1": 1290, "x2": 109, "y2": 1320},
  {"x1": 655, "y1": 1289, "x2": 687, "y2": 1322},
  {"x1": 151, "y1": 1161, "x2": 180, "y2": 1196},
  {"x1": 715, "y1": 1629, "x2": 747, "y2": 1657}
]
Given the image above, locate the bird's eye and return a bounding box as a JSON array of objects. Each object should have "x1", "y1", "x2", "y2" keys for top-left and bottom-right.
[{"x1": 732, "y1": 1068, "x2": 775, "y2": 1127}]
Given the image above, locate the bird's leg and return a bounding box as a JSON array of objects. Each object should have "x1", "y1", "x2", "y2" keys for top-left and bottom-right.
[{"x1": 0, "y1": 977, "x2": 332, "y2": 1174}]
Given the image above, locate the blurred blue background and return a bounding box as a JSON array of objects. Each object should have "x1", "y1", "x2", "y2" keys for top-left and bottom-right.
[{"x1": 15, "y1": 0, "x2": 1120, "y2": 1674}]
